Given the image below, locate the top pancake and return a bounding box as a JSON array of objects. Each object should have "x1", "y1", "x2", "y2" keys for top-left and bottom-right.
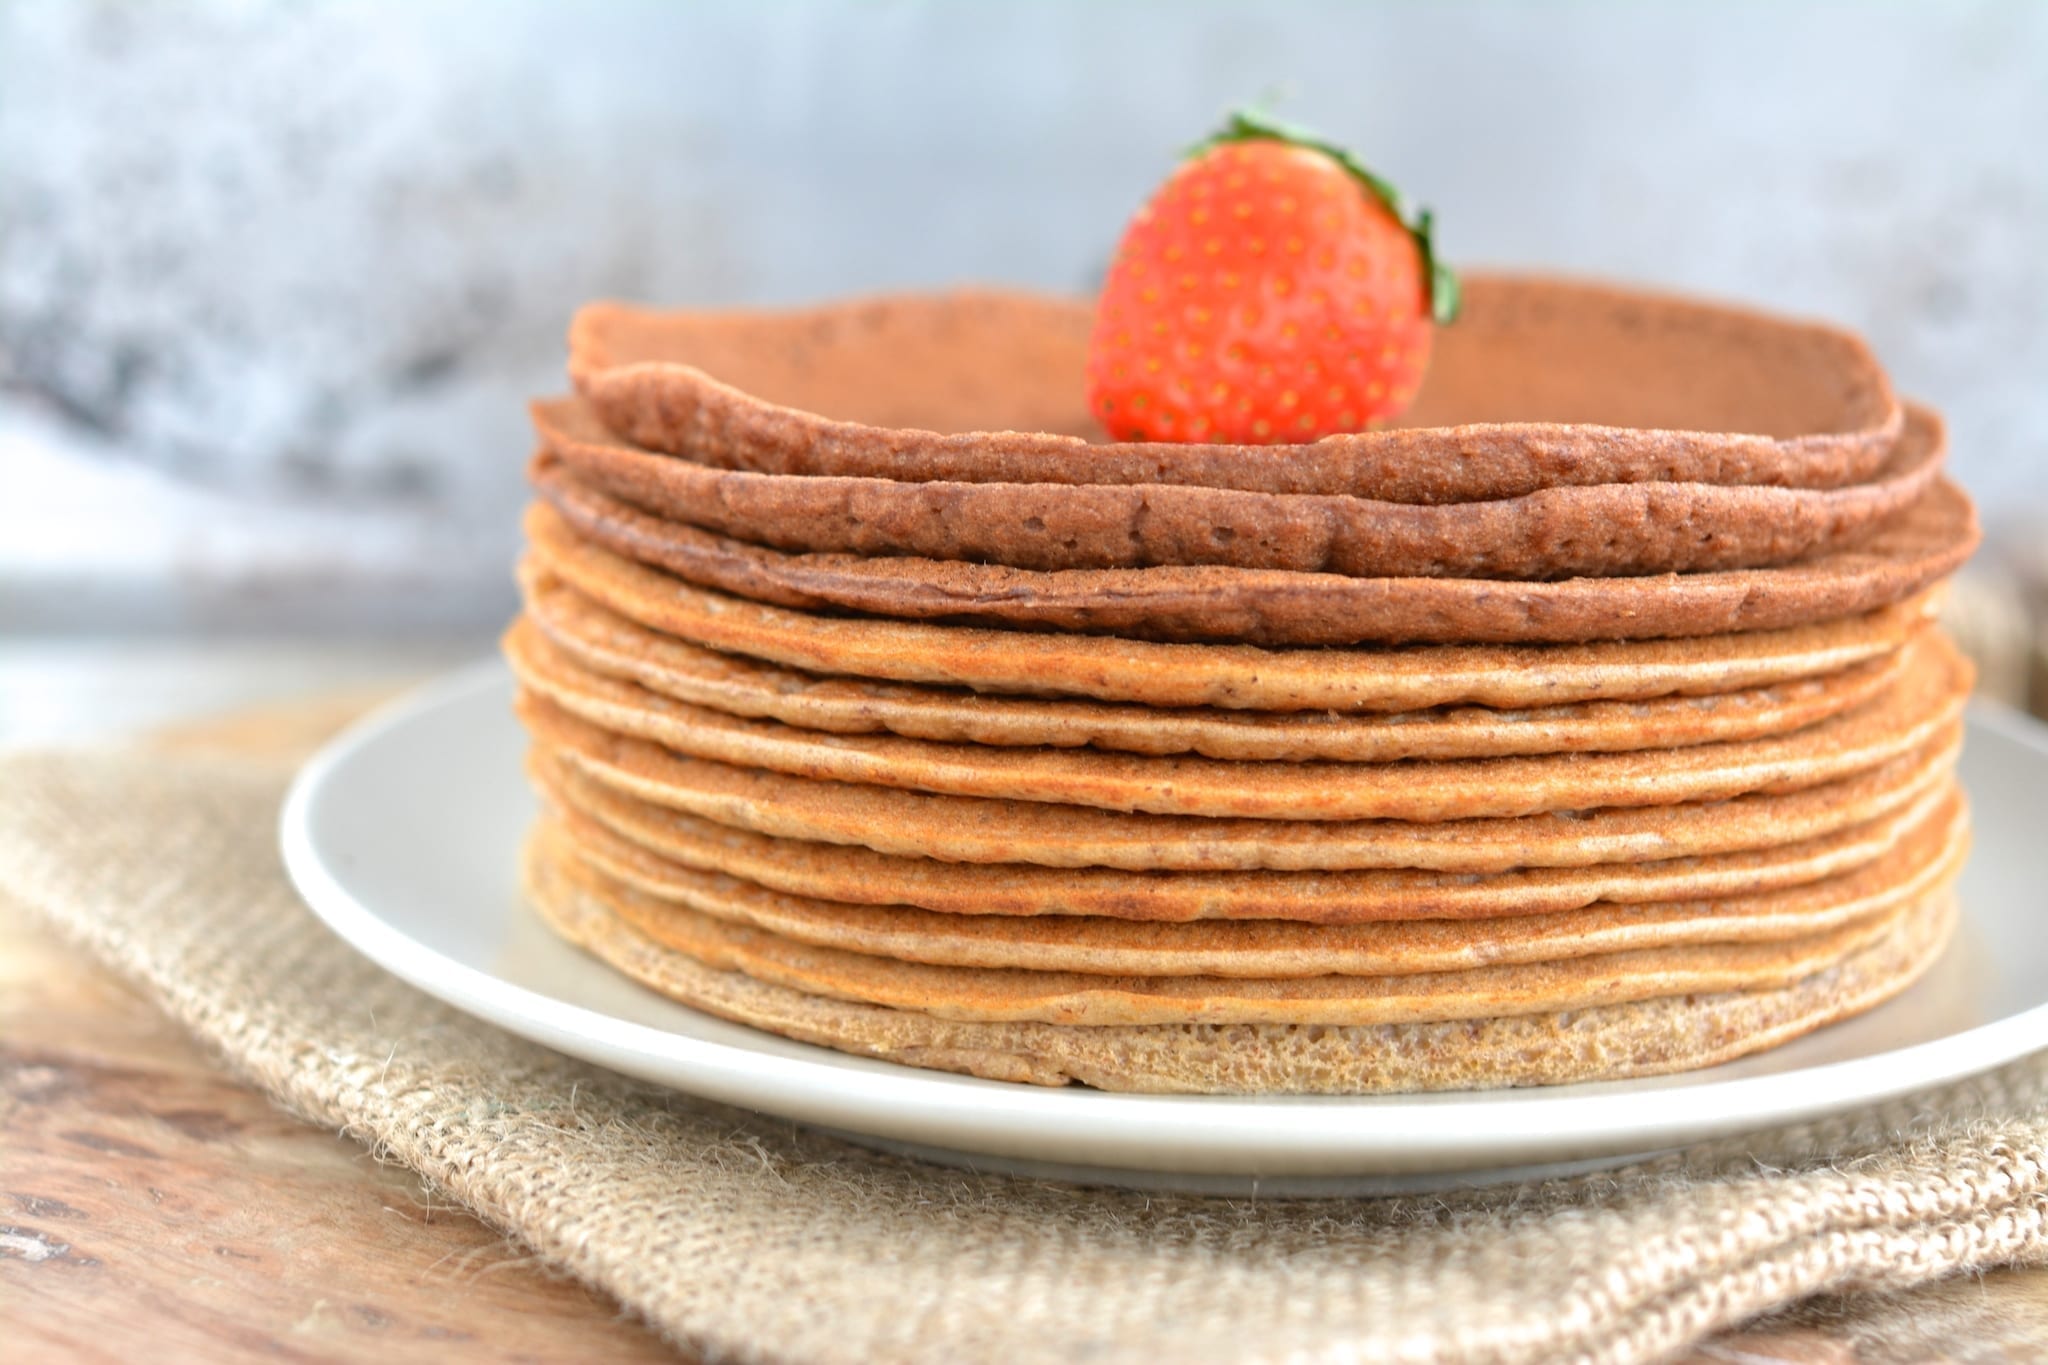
[
  {"x1": 533, "y1": 396, "x2": 1942, "y2": 580},
  {"x1": 568, "y1": 277, "x2": 1902, "y2": 503}
]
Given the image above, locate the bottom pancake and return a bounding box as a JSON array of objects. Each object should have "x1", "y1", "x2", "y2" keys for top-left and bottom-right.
[{"x1": 524, "y1": 836, "x2": 1957, "y2": 1093}]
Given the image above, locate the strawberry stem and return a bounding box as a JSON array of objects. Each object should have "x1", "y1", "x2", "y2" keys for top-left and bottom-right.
[{"x1": 1192, "y1": 107, "x2": 1461, "y2": 324}]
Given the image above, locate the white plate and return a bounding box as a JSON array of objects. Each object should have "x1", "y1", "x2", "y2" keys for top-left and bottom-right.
[{"x1": 282, "y1": 662, "x2": 2048, "y2": 1194}]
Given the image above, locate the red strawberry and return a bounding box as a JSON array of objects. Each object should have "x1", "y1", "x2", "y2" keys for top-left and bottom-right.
[{"x1": 1087, "y1": 109, "x2": 1458, "y2": 445}]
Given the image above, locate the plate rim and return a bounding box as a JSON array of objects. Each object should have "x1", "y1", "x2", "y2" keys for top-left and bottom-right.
[{"x1": 281, "y1": 660, "x2": 2048, "y2": 1177}]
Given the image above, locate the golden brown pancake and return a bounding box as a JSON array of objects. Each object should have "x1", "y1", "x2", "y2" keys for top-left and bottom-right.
[
  {"x1": 525, "y1": 840, "x2": 1957, "y2": 1092},
  {"x1": 525, "y1": 509, "x2": 1944, "y2": 712},
  {"x1": 532, "y1": 746, "x2": 1957, "y2": 922},
  {"x1": 519, "y1": 571, "x2": 1912, "y2": 761},
  {"x1": 539, "y1": 837, "x2": 1925, "y2": 1027},
  {"x1": 534, "y1": 394, "x2": 1941, "y2": 579},
  {"x1": 507, "y1": 631, "x2": 1968, "y2": 820},
  {"x1": 568, "y1": 278, "x2": 1902, "y2": 503},
  {"x1": 537, "y1": 788, "x2": 1966, "y2": 977},
  {"x1": 528, "y1": 707, "x2": 1958, "y2": 892},
  {"x1": 530, "y1": 462, "x2": 1978, "y2": 646}
]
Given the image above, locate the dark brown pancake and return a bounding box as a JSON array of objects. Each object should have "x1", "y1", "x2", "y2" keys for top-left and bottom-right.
[
  {"x1": 529, "y1": 464, "x2": 1979, "y2": 646},
  {"x1": 568, "y1": 278, "x2": 1902, "y2": 503},
  {"x1": 535, "y1": 395, "x2": 1941, "y2": 579}
]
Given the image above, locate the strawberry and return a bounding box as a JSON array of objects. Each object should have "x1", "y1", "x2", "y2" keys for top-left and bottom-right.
[{"x1": 1087, "y1": 109, "x2": 1458, "y2": 445}]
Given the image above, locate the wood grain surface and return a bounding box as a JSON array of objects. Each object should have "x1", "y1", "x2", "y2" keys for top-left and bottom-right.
[
  {"x1": 0, "y1": 900, "x2": 675, "y2": 1364},
  {"x1": 3, "y1": 695, "x2": 2047, "y2": 1363}
]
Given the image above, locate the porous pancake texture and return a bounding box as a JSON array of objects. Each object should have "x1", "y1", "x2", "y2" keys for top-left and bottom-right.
[
  {"x1": 529, "y1": 455, "x2": 1977, "y2": 647},
  {"x1": 532, "y1": 395, "x2": 1943, "y2": 579},
  {"x1": 508, "y1": 275, "x2": 1979, "y2": 1092}
]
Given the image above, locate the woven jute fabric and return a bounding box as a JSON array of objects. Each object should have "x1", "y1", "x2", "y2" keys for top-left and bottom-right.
[{"x1": 6, "y1": 721, "x2": 2048, "y2": 1364}]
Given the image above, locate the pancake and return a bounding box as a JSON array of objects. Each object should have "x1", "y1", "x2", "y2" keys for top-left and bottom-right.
[
  {"x1": 526, "y1": 507, "x2": 1944, "y2": 712},
  {"x1": 531, "y1": 459, "x2": 1978, "y2": 646},
  {"x1": 525, "y1": 841, "x2": 1957, "y2": 1090},
  {"x1": 520, "y1": 569, "x2": 1913, "y2": 762},
  {"x1": 506, "y1": 630, "x2": 1968, "y2": 820},
  {"x1": 537, "y1": 274, "x2": 1968, "y2": 1090},
  {"x1": 568, "y1": 278, "x2": 1902, "y2": 503},
  {"x1": 527, "y1": 698, "x2": 1958, "y2": 877},
  {"x1": 538, "y1": 787, "x2": 1966, "y2": 976},
  {"x1": 535, "y1": 394, "x2": 1940, "y2": 579},
  {"x1": 532, "y1": 748, "x2": 1957, "y2": 922},
  {"x1": 538, "y1": 833, "x2": 1927, "y2": 1027}
]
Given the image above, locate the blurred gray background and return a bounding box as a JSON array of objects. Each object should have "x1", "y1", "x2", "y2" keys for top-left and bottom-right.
[{"x1": 2, "y1": 0, "x2": 2044, "y2": 642}]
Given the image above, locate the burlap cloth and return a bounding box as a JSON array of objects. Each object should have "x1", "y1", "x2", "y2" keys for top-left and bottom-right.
[{"x1": 6, "y1": 698, "x2": 2048, "y2": 1364}]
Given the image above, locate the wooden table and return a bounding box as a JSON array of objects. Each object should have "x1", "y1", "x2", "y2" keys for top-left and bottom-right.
[
  {"x1": 0, "y1": 900, "x2": 675, "y2": 1363},
  {"x1": 4, "y1": 669, "x2": 2046, "y2": 1362}
]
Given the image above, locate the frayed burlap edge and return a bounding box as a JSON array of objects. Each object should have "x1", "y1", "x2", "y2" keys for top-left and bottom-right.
[{"x1": 5, "y1": 739, "x2": 2048, "y2": 1365}]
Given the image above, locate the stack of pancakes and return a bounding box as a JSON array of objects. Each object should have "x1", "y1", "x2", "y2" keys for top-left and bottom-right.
[{"x1": 510, "y1": 276, "x2": 1980, "y2": 1094}]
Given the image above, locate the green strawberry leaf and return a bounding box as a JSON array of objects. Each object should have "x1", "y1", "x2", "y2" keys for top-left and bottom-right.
[{"x1": 1191, "y1": 107, "x2": 1461, "y2": 324}]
